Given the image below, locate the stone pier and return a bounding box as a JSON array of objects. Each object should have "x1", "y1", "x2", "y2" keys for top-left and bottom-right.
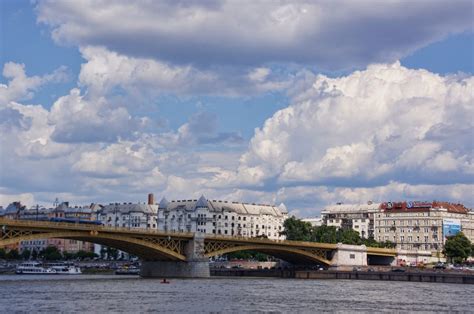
[{"x1": 140, "y1": 234, "x2": 210, "y2": 278}]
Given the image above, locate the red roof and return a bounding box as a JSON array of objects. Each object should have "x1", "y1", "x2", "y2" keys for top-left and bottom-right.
[{"x1": 380, "y1": 201, "x2": 468, "y2": 214}]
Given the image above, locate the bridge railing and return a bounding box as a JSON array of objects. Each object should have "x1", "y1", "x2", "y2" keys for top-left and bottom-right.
[{"x1": 0, "y1": 218, "x2": 194, "y2": 238}]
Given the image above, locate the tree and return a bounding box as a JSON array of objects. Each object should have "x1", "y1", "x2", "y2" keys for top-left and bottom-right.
[
  {"x1": 336, "y1": 228, "x2": 362, "y2": 245},
  {"x1": 443, "y1": 232, "x2": 471, "y2": 263},
  {"x1": 100, "y1": 247, "x2": 107, "y2": 259},
  {"x1": 31, "y1": 249, "x2": 38, "y2": 260},
  {"x1": 40, "y1": 246, "x2": 63, "y2": 261},
  {"x1": 311, "y1": 225, "x2": 338, "y2": 243},
  {"x1": 106, "y1": 247, "x2": 119, "y2": 260},
  {"x1": 6, "y1": 249, "x2": 20, "y2": 260},
  {"x1": 281, "y1": 216, "x2": 313, "y2": 241},
  {"x1": 76, "y1": 250, "x2": 97, "y2": 260},
  {"x1": 0, "y1": 248, "x2": 6, "y2": 259},
  {"x1": 21, "y1": 249, "x2": 31, "y2": 260},
  {"x1": 225, "y1": 250, "x2": 270, "y2": 261}
]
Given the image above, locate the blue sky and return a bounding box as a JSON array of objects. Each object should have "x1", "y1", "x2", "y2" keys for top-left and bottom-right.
[{"x1": 0, "y1": 1, "x2": 473, "y2": 215}]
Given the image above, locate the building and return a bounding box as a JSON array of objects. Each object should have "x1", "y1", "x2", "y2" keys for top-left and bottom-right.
[
  {"x1": 320, "y1": 200, "x2": 474, "y2": 256},
  {"x1": 374, "y1": 201, "x2": 474, "y2": 253},
  {"x1": 301, "y1": 218, "x2": 323, "y2": 227},
  {"x1": 320, "y1": 202, "x2": 381, "y2": 238},
  {"x1": 0, "y1": 201, "x2": 99, "y2": 254},
  {"x1": 157, "y1": 195, "x2": 288, "y2": 240},
  {"x1": 98, "y1": 202, "x2": 158, "y2": 229},
  {"x1": 95, "y1": 196, "x2": 158, "y2": 259}
]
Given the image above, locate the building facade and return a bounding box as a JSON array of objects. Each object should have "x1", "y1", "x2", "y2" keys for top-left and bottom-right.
[
  {"x1": 320, "y1": 200, "x2": 474, "y2": 255},
  {"x1": 98, "y1": 202, "x2": 158, "y2": 229},
  {"x1": 157, "y1": 195, "x2": 288, "y2": 240},
  {"x1": 301, "y1": 218, "x2": 323, "y2": 227},
  {"x1": 374, "y1": 201, "x2": 474, "y2": 253},
  {"x1": 0, "y1": 201, "x2": 99, "y2": 254},
  {"x1": 320, "y1": 202, "x2": 381, "y2": 238}
]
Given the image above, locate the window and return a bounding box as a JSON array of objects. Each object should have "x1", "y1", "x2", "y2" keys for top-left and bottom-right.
[{"x1": 349, "y1": 254, "x2": 355, "y2": 259}]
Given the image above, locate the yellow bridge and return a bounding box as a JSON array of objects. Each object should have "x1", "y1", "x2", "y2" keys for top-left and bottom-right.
[{"x1": 0, "y1": 218, "x2": 397, "y2": 277}]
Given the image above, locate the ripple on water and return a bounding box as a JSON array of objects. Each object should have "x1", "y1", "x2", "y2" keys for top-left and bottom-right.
[{"x1": 0, "y1": 275, "x2": 473, "y2": 313}]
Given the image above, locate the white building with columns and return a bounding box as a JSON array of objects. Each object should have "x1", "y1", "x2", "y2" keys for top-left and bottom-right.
[{"x1": 157, "y1": 195, "x2": 288, "y2": 240}]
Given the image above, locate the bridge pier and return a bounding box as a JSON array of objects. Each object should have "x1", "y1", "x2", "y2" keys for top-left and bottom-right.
[
  {"x1": 140, "y1": 260, "x2": 210, "y2": 278},
  {"x1": 329, "y1": 243, "x2": 368, "y2": 270},
  {"x1": 140, "y1": 233, "x2": 210, "y2": 278}
]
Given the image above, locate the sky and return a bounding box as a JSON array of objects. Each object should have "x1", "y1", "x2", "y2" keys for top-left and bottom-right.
[{"x1": 0, "y1": 0, "x2": 473, "y2": 216}]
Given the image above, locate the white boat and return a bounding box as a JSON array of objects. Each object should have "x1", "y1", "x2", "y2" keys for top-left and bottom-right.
[
  {"x1": 47, "y1": 262, "x2": 82, "y2": 274},
  {"x1": 16, "y1": 262, "x2": 57, "y2": 274}
]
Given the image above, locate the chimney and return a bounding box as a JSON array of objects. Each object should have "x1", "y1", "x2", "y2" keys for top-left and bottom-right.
[{"x1": 148, "y1": 193, "x2": 155, "y2": 205}]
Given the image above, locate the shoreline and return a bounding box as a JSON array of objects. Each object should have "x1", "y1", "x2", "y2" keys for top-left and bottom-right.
[{"x1": 211, "y1": 268, "x2": 474, "y2": 284}]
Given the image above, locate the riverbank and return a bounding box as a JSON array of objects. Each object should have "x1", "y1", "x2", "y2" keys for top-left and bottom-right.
[{"x1": 211, "y1": 268, "x2": 474, "y2": 284}]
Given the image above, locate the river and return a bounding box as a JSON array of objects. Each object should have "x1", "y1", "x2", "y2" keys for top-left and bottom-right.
[{"x1": 0, "y1": 275, "x2": 472, "y2": 312}]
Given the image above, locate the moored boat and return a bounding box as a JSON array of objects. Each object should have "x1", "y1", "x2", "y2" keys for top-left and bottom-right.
[
  {"x1": 15, "y1": 262, "x2": 56, "y2": 274},
  {"x1": 47, "y1": 262, "x2": 82, "y2": 274}
]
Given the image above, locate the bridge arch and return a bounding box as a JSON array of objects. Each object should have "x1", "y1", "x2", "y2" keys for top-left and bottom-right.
[
  {"x1": 205, "y1": 244, "x2": 332, "y2": 265},
  {"x1": 0, "y1": 231, "x2": 187, "y2": 261}
]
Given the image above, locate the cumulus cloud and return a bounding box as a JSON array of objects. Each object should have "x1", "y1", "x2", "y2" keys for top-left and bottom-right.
[
  {"x1": 49, "y1": 88, "x2": 149, "y2": 143},
  {"x1": 77, "y1": 46, "x2": 288, "y2": 97},
  {"x1": 37, "y1": 1, "x2": 472, "y2": 69},
  {"x1": 0, "y1": 191, "x2": 36, "y2": 208},
  {"x1": 218, "y1": 62, "x2": 473, "y2": 188},
  {"x1": 272, "y1": 182, "x2": 474, "y2": 217},
  {"x1": 158, "y1": 111, "x2": 243, "y2": 147},
  {"x1": 0, "y1": 62, "x2": 67, "y2": 106}
]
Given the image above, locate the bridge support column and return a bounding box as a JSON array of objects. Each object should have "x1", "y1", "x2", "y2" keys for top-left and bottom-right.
[
  {"x1": 329, "y1": 243, "x2": 367, "y2": 271},
  {"x1": 140, "y1": 234, "x2": 210, "y2": 278}
]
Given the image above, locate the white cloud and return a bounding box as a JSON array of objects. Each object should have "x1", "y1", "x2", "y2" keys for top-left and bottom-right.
[
  {"x1": 37, "y1": 1, "x2": 472, "y2": 70},
  {"x1": 76, "y1": 46, "x2": 289, "y2": 98},
  {"x1": 0, "y1": 191, "x2": 36, "y2": 208},
  {"x1": 78, "y1": 46, "x2": 219, "y2": 97},
  {"x1": 0, "y1": 62, "x2": 67, "y2": 106},
  {"x1": 218, "y1": 62, "x2": 473, "y2": 188},
  {"x1": 49, "y1": 88, "x2": 149, "y2": 143},
  {"x1": 157, "y1": 111, "x2": 243, "y2": 147}
]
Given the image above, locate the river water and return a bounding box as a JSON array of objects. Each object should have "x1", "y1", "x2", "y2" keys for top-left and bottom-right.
[{"x1": 0, "y1": 275, "x2": 472, "y2": 313}]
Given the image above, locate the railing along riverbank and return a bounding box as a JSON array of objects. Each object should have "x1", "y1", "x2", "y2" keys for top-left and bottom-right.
[{"x1": 211, "y1": 268, "x2": 474, "y2": 284}]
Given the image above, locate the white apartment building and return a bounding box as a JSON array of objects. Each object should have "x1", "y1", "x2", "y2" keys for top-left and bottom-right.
[
  {"x1": 302, "y1": 218, "x2": 323, "y2": 227},
  {"x1": 98, "y1": 202, "x2": 158, "y2": 229},
  {"x1": 157, "y1": 195, "x2": 288, "y2": 240},
  {"x1": 320, "y1": 202, "x2": 381, "y2": 238},
  {"x1": 374, "y1": 201, "x2": 474, "y2": 253}
]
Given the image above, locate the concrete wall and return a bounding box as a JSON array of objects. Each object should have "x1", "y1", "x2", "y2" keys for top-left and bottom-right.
[
  {"x1": 140, "y1": 234, "x2": 211, "y2": 278},
  {"x1": 140, "y1": 260, "x2": 210, "y2": 278},
  {"x1": 331, "y1": 243, "x2": 367, "y2": 267}
]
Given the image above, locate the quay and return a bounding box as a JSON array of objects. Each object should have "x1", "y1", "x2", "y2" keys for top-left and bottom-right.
[{"x1": 211, "y1": 268, "x2": 474, "y2": 284}]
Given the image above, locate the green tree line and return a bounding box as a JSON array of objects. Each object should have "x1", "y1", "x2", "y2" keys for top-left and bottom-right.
[
  {"x1": 0, "y1": 246, "x2": 98, "y2": 261},
  {"x1": 281, "y1": 216, "x2": 396, "y2": 248}
]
